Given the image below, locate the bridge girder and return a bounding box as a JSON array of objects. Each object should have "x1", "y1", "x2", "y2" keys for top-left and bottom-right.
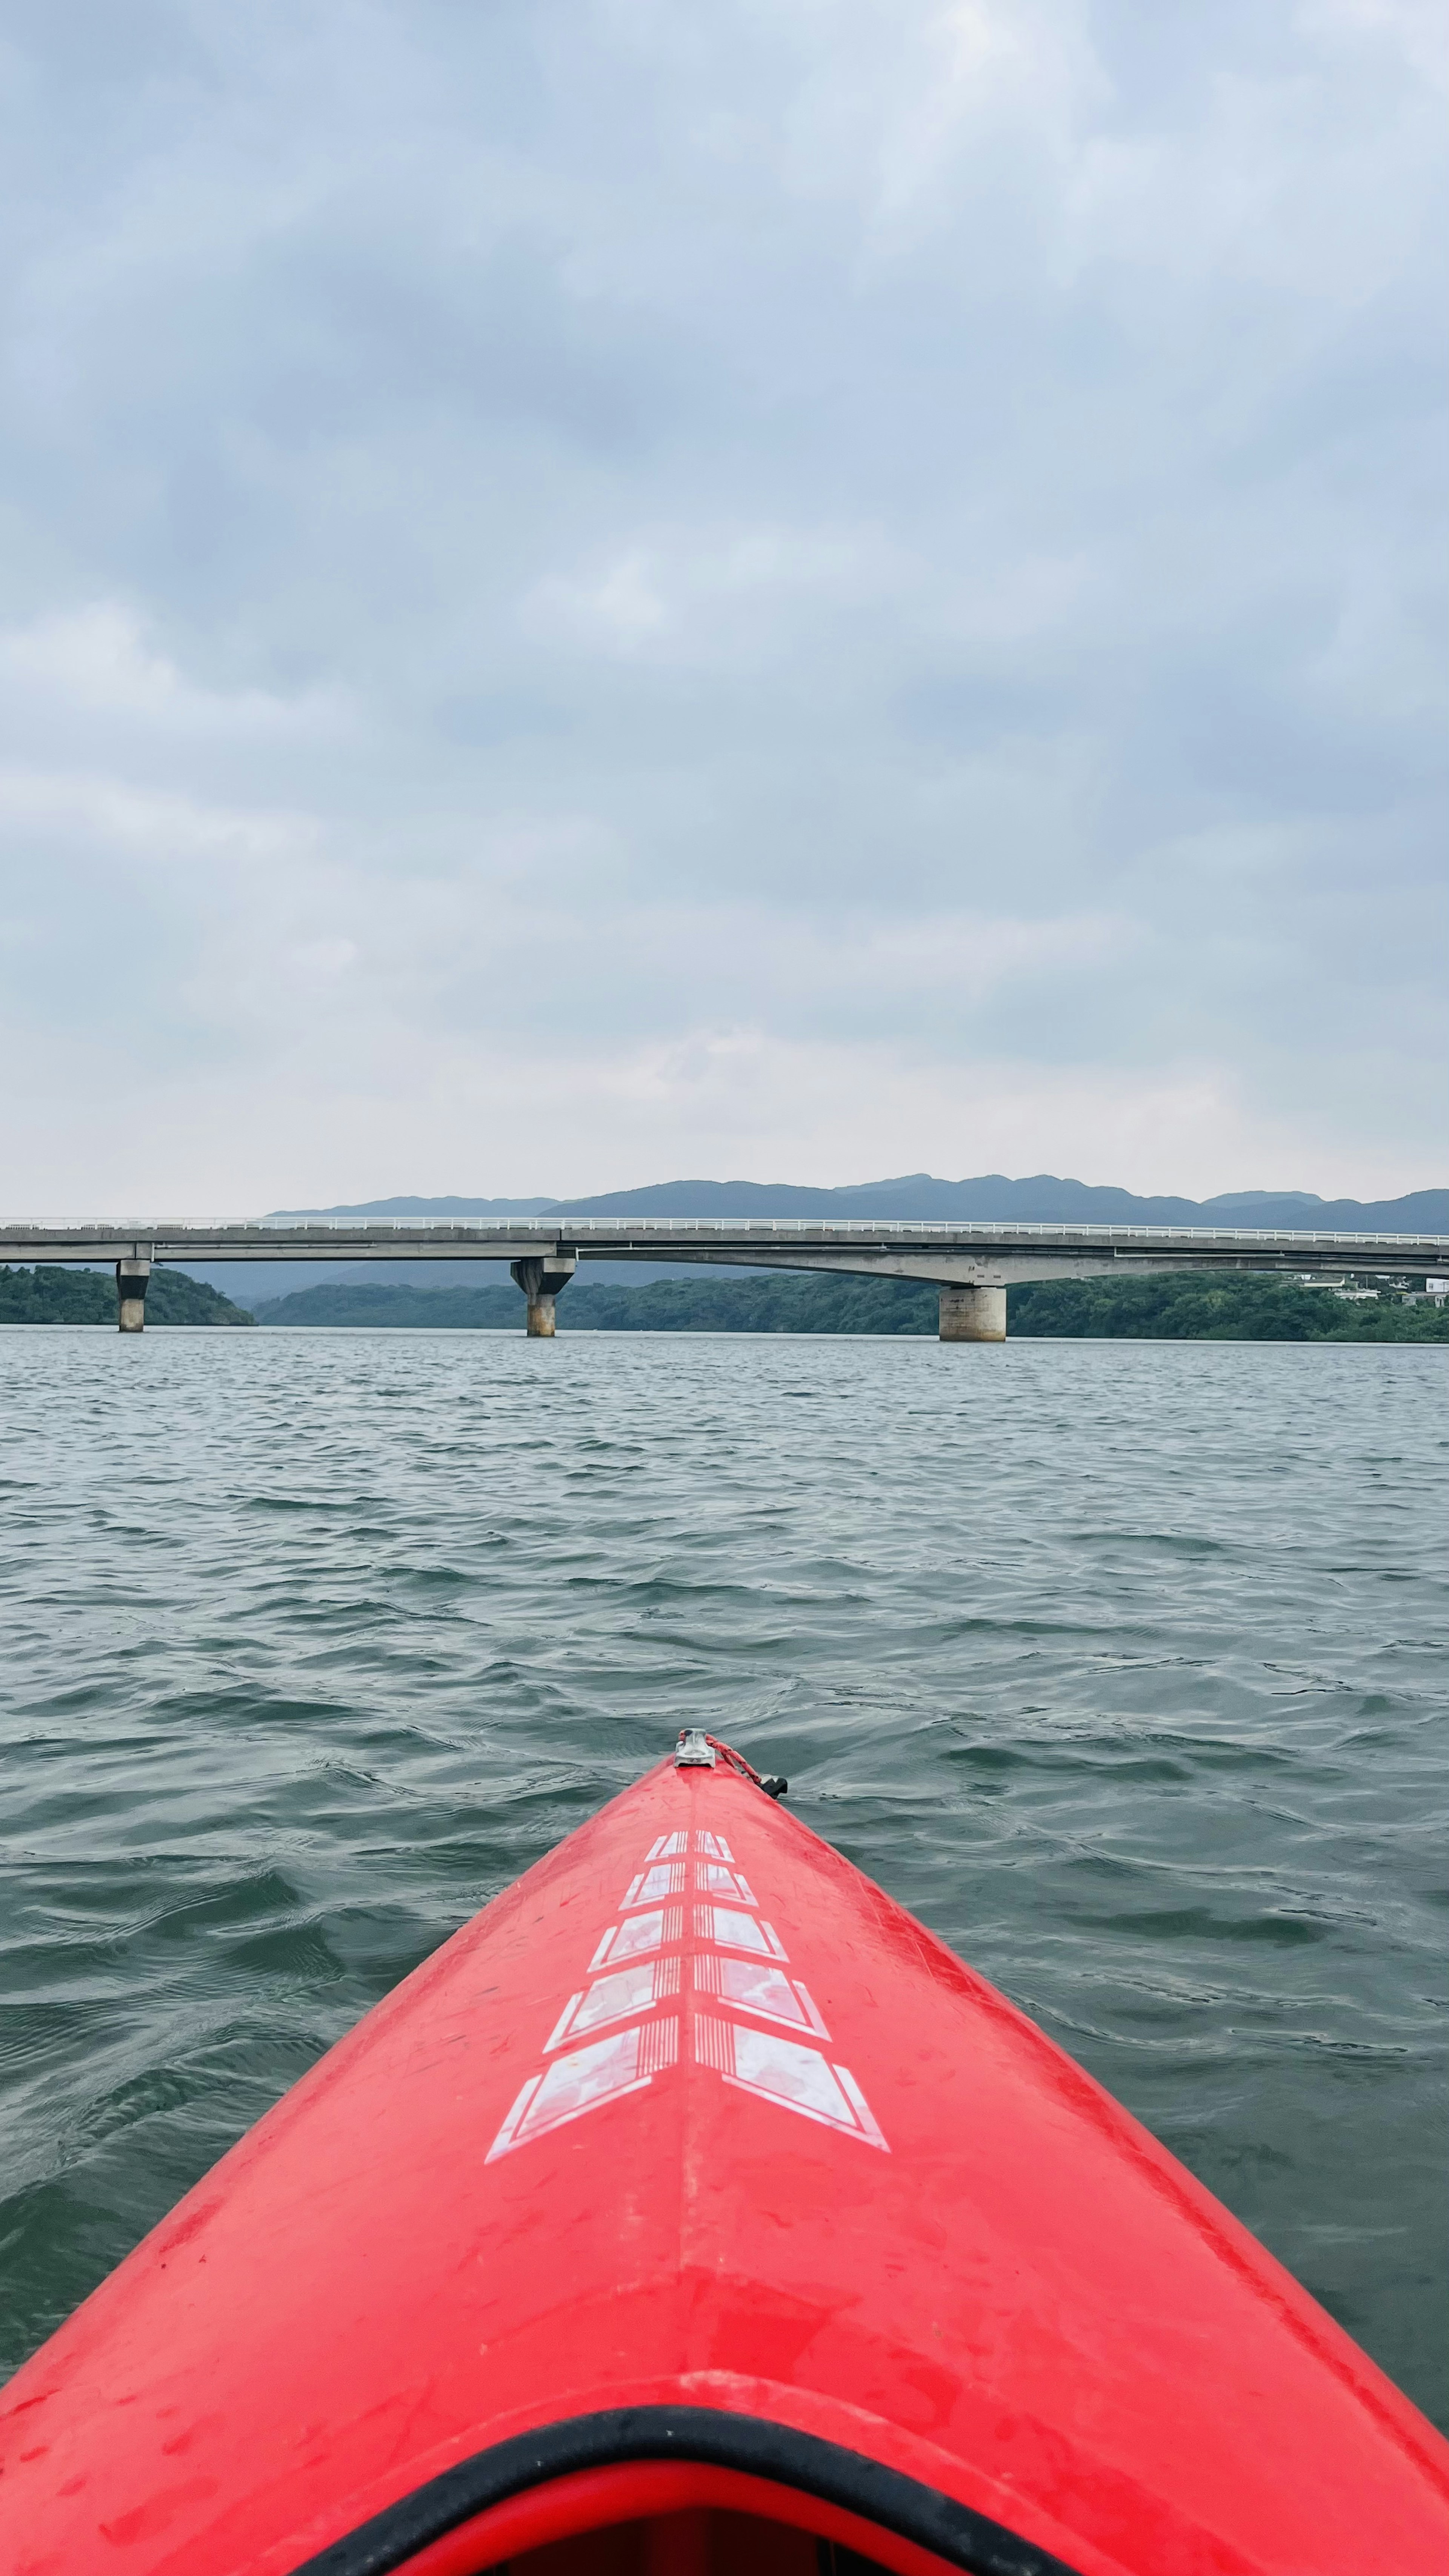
[
  {"x1": 1, "y1": 1224, "x2": 1444, "y2": 1282},
  {"x1": 641, "y1": 1248, "x2": 1403, "y2": 1288}
]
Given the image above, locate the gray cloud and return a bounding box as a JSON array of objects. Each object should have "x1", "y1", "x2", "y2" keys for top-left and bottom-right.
[{"x1": 0, "y1": 0, "x2": 1443, "y2": 1214}]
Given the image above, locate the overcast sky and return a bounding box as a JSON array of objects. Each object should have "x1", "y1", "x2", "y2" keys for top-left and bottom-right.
[{"x1": 2, "y1": 0, "x2": 1443, "y2": 1218}]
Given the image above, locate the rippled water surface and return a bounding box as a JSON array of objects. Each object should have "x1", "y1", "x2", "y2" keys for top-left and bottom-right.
[{"x1": 2, "y1": 1327, "x2": 1445, "y2": 2426}]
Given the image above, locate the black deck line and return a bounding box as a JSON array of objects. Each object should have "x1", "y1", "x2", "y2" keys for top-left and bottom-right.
[{"x1": 287, "y1": 2404, "x2": 1084, "y2": 2576}]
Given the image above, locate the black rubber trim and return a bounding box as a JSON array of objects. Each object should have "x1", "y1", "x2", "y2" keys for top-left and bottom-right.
[{"x1": 289, "y1": 2404, "x2": 1084, "y2": 2576}]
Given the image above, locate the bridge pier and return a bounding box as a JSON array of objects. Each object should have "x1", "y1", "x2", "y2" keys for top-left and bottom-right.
[
  {"x1": 116, "y1": 1258, "x2": 151, "y2": 1333},
  {"x1": 510, "y1": 1255, "x2": 576, "y2": 1336},
  {"x1": 939, "y1": 1284, "x2": 1006, "y2": 1343}
]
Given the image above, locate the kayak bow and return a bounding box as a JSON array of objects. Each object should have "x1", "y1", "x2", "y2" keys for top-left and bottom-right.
[{"x1": 4, "y1": 1733, "x2": 1446, "y2": 2576}]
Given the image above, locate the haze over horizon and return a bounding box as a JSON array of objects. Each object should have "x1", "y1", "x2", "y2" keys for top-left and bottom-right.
[{"x1": 2, "y1": 3, "x2": 1443, "y2": 1221}]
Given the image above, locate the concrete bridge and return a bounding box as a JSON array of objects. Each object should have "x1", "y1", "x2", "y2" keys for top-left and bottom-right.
[{"x1": 5, "y1": 1218, "x2": 1446, "y2": 1338}]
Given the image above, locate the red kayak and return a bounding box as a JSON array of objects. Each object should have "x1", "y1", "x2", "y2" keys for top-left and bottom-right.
[{"x1": 5, "y1": 1733, "x2": 1447, "y2": 2576}]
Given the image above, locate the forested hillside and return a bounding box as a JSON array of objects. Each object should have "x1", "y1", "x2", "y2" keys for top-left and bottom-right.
[
  {"x1": 0, "y1": 1267, "x2": 255, "y2": 1325},
  {"x1": 251, "y1": 1271, "x2": 1449, "y2": 1342}
]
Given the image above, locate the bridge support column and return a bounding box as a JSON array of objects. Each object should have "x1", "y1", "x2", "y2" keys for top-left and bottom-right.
[
  {"x1": 939, "y1": 1285, "x2": 1006, "y2": 1343},
  {"x1": 510, "y1": 1256, "x2": 576, "y2": 1337},
  {"x1": 116, "y1": 1259, "x2": 151, "y2": 1333}
]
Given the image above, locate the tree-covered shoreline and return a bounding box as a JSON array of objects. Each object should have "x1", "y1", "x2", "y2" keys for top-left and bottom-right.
[
  {"x1": 6, "y1": 1260, "x2": 1440, "y2": 1340},
  {"x1": 0, "y1": 1266, "x2": 255, "y2": 1326},
  {"x1": 247, "y1": 1270, "x2": 1449, "y2": 1342}
]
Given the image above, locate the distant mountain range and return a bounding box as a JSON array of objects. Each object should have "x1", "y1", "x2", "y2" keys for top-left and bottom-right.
[
  {"x1": 178, "y1": 1174, "x2": 1446, "y2": 1310},
  {"x1": 263, "y1": 1197, "x2": 558, "y2": 1222},
  {"x1": 263, "y1": 1175, "x2": 1448, "y2": 1232}
]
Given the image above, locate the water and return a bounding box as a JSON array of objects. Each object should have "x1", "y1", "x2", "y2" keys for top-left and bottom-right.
[{"x1": 2, "y1": 1328, "x2": 1445, "y2": 2430}]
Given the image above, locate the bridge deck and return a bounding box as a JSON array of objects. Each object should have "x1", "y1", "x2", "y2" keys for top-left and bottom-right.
[
  {"x1": 1, "y1": 1218, "x2": 1445, "y2": 1278},
  {"x1": 3, "y1": 1219, "x2": 1447, "y2": 1260}
]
